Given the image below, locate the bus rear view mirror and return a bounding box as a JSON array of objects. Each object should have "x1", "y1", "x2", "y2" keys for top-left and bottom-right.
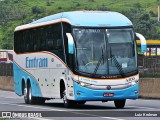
[
  {"x1": 136, "y1": 33, "x2": 147, "y2": 53},
  {"x1": 66, "y1": 33, "x2": 74, "y2": 54}
]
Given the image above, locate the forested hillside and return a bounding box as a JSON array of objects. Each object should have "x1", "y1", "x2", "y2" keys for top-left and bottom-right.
[{"x1": 0, "y1": 0, "x2": 160, "y2": 49}]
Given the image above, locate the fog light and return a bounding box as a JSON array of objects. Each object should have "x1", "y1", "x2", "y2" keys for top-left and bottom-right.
[
  {"x1": 134, "y1": 90, "x2": 138, "y2": 94},
  {"x1": 77, "y1": 92, "x2": 81, "y2": 95}
]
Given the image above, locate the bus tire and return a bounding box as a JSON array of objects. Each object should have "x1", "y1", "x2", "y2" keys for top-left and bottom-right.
[
  {"x1": 63, "y1": 90, "x2": 75, "y2": 108},
  {"x1": 24, "y1": 84, "x2": 29, "y2": 104},
  {"x1": 24, "y1": 82, "x2": 35, "y2": 104},
  {"x1": 114, "y1": 99, "x2": 126, "y2": 108},
  {"x1": 28, "y1": 82, "x2": 36, "y2": 104}
]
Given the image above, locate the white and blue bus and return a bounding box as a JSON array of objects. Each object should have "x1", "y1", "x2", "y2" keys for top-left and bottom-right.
[{"x1": 14, "y1": 11, "x2": 146, "y2": 108}]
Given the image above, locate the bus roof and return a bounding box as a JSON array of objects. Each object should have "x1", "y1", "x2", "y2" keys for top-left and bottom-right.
[{"x1": 15, "y1": 11, "x2": 133, "y2": 31}]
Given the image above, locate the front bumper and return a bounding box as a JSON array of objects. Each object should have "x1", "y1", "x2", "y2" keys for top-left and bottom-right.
[{"x1": 74, "y1": 82, "x2": 139, "y2": 101}]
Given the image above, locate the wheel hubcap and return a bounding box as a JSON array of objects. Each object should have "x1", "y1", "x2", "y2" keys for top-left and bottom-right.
[
  {"x1": 24, "y1": 88, "x2": 27, "y2": 99},
  {"x1": 29, "y1": 87, "x2": 32, "y2": 101}
]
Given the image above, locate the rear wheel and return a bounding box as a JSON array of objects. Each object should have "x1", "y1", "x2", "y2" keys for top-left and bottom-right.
[
  {"x1": 28, "y1": 83, "x2": 36, "y2": 104},
  {"x1": 114, "y1": 100, "x2": 126, "y2": 108},
  {"x1": 24, "y1": 84, "x2": 29, "y2": 104},
  {"x1": 24, "y1": 83, "x2": 34, "y2": 104},
  {"x1": 24, "y1": 82, "x2": 45, "y2": 104}
]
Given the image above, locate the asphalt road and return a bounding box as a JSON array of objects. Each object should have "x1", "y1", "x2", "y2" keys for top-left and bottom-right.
[{"x1": 0, "y1": 90, "x2": 160, "y2": 120}]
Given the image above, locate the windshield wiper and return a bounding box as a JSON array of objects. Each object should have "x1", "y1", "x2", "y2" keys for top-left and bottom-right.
[
  {"x1": 91, "y1": 47, "x2": 104, "y2": 77},
  {"x1": 110, "y1": 48, "x2": 125, "y2": 78}
]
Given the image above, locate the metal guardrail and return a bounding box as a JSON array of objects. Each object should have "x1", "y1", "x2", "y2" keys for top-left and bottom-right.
[
  {"x1": 138, "y1": 55, "x2": 160, "y2": 77},
  {"x1": 0, "y1": 63, "x2": 13, "y2": 76}
]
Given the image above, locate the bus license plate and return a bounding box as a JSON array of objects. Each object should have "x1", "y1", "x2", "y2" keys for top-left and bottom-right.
[{"x1": 103, "y1": 93, "x2": 114, "y2": 97}]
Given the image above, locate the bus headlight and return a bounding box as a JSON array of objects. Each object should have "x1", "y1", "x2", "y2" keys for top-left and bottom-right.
[
  {"x1": 81, "y1": 82, "x2": 91, "y2": 87},
  {"x1": 129, "y1": 80, "x2": 138, "y2": 86},
  {"x1": 75, "y1": 81, "x2": 91, "y2": 87},
  {"x1": 130, "y1": 81, "x2": 136, "y2": 86},
  {"x1": 80, "y1": 82, "x2": 86, "y2": 86}
]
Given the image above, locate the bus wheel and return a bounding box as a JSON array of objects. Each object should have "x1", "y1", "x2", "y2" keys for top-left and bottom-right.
[
  {"x1": 63, "y1": 90, "x2": 75, "y2": 108},
  {"x1": 24, "y1": 82, "x2": 45, "y2": 104},
  {"x1": 24, "y1": 85, "x2": 29, "y2": 104},
  {"x1": 114, "y1": 100, "x2": 126, "y2": 108},
  {"x1": 28, "y1": 83, "x2": 36, "y2": 104}
]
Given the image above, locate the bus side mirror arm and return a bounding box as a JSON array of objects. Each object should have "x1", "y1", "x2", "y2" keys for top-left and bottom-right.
[{"x1": 136, "y1": 33, "x2": 147, "y2": 53}]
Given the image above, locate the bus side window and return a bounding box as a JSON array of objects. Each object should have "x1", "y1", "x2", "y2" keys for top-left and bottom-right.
[
  {"x1": 33, "y1": 29, "x2": 37, "y2": 52},
  {"x1": 40, "y1": 28, "x2": 46, "y2": 51},
  {"x1": 47, "y1": 40, "x2": 53, "y2": 50},
  {"x1": 56, "y1": 39, "x2": 62, "y2": 50},
  {"x1": 46, "y1": 24, "x2": 64, "y2": 60},
  {"x1": 46, "y1": 26, "x2": 54, "y2": 50},
  {"x1": 14, "y1": 31, "x2": 22, "y2": 53},
  {"x1": 53, "y1": 24, "x2": 63, "y2": 51},
  {"x1": 34, "y1": 44, "x2": 37, "y2": 51},
  {"x1": 25, "y1": 30, "x2": 31, "y2": 52}
]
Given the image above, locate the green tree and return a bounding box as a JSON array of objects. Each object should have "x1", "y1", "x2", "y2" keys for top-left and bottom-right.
[
  {"x1": 122, "y1": 7, "x2": 159, "y2": 39},
  {"x1": 32, "y1": 6, "x2": 45, "y2": 14}
]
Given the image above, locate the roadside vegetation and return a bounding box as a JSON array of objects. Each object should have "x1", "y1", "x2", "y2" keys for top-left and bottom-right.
[{"x1": 0, "y1": 0, "x2": 160, "y2": 49}]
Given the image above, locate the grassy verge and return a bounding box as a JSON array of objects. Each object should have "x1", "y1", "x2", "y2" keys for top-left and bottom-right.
[{"x1": 0, "y1": 118, "x2": 5, "y2": 120}]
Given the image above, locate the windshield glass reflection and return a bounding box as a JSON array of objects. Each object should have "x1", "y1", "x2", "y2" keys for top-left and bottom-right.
[{"x1": 73, "y1": 28, "x2": 137, "y2": 77}]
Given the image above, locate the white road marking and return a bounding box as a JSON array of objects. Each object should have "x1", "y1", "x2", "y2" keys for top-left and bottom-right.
[
  {"x1": 0, "y1": 97, "x2": 22, "y2": 99},
  {"x1": 29, "y1": 117, "x2": 53, "y2": 120},
  {"x1": 61, "y1": 111, "x2": 125, "y2": 120},
  {"x1": 0, "y1": 102, "x2": 125, "y2": 120},
  {"x1": 0, "y1": 102, "x2": 158, "y2": 111},
  {"x1": 127, "y1": 105, "x2": 159, "y2": 110},
  {"x1": 0, "y1": 92, "x2": 158, "y2": 120},
  {"x1": 102, "y1": 117, "x2": 125, "y2": 120},
  {"x1": 0, "y1": 102, "x2": 64, "y2": 111}
]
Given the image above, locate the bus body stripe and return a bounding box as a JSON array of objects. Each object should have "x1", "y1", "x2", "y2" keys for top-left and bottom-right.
[
  {"x1": 14, "y1": 18, "x2": 71, "y2": 32},
  {"x1": 14, "y1": 51, "x2": 138, "y2": 81}
]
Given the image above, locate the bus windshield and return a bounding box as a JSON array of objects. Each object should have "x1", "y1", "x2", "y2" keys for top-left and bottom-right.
[{"x1": 73, "y1": 28, "x2": 137, "y2": 77}]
